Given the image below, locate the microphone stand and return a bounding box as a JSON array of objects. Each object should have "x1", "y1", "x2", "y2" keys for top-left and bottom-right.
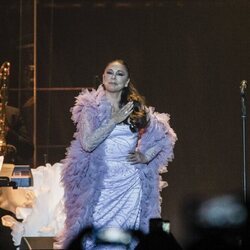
[
  {"x1": 240, "y1": 80, "x2": 249, "y2": 249},
  {"x1": 240, "y1": 80, "x2": 248, "y2": 204}
]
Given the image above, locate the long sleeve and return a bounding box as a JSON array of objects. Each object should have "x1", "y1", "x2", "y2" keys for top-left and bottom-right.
[
  {"x1": 139, "y1": 109, "x2": 177, "y2": 167},
  {"x1": 144, "y1": 144, "x2": 163, "y2": 163},
  {"x1": 78, "y1": 107, "x2": 116, "y2": 152}
]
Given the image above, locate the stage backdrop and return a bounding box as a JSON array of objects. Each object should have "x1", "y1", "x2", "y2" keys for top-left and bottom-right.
[{"x1": 1, "y1": 0, "x2": 250, "y2": 247}]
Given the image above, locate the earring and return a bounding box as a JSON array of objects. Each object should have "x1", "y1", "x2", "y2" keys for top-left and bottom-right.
[{"x1": 126, "y1": 79, "x2": 130, "y2": 86}]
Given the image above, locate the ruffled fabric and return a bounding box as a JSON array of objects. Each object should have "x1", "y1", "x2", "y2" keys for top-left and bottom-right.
[
  {"x1": 56, "y1": 85, "x2": 177, "y2": 248},
  {"x1": 56, "y1": 86, "x2": 111, "y2": 249},
  {"x1": 136, "y1": 107, "x2": 177, "y2": 233}
]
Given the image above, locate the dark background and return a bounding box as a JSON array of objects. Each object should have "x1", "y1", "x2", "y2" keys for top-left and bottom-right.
[{"x1": 0, "y1": 0, "x2": 250, "y2": 247}]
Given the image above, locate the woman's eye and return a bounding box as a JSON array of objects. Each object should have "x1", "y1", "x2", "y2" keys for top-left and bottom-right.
[
  {"x1": 117, "y1": 73, "x2": 124, "y2": 76},
  {"x1": 106, "y1": 71, "x2": 113, "y2": 75}
]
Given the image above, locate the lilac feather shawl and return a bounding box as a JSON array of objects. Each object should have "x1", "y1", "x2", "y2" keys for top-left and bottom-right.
[{"x1": 56, "y1": 85, "x2": 177, "y2": 248}]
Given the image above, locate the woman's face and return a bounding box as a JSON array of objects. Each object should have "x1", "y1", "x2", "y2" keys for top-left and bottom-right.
[{"x1": 103, "y1": 61, "x2": 130, "y2": 93}]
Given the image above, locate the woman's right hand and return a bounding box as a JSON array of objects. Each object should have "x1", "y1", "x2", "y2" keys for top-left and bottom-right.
[{"x1": 111, "y1": 101, "x2": 134, "y2": 124}]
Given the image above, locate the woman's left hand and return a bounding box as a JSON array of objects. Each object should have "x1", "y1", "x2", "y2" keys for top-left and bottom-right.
[{"x1": 127, "y1": 151, "x2": 148, "y2": 164}]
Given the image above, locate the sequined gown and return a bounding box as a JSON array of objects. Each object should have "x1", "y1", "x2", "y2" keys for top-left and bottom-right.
[{"x1": 86, "y1": 124, "x2": 141, "y2": 249}]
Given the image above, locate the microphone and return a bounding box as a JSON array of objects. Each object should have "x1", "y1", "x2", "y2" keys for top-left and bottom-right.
[{"x1": 240, "y1": 80, "x2": 247, "y2": 96}]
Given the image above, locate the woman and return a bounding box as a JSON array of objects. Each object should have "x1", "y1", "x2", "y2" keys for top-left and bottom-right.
[{"x1": 56, "y1": 60, "x2": 177, "y2": 249}]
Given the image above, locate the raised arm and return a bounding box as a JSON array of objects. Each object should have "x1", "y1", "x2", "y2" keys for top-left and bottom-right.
[{"x1": 79, "y1": 102, "x2": 133, "y2": 152}]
